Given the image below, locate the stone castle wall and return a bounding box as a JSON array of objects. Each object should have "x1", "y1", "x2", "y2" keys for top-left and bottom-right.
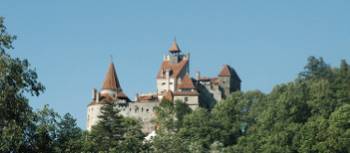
[{"x1": 118, "y1": 101, "x2": 159, "y2": 133}]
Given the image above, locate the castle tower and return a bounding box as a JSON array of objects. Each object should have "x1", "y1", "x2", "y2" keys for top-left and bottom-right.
[
  {"x1": 218, "y1": 64, "x2": 241, "y2": 98},
  {"x1": 156, "y1": 39, "x2": 190, "y2": 99},
  {"x1": 87, "y1": 61, "x2": 129, "y2": 131}
]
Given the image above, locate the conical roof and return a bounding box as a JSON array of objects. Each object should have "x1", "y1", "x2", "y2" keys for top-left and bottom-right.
[
  {"x1": 102, "y1": 62, "x2": 121, "y2": 90},
  {"x1": 169, "y1": 39, "x2": 181, "y2": 53}
]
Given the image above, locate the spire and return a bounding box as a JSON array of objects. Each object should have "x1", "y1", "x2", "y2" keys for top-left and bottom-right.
[
  {"x1": 169, "y1": 38, "x2": 181, "y2": 53},
  {"x1": 102, "y1": 62, "x2": 121, "y2": 90}
]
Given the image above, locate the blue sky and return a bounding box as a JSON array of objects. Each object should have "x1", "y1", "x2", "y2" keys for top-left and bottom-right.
[{"x1": 1, "y1": 0, "x2": 349, "y2": 128}]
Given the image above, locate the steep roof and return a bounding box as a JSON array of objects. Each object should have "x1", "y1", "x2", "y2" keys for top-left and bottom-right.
[
  {"x1": 102, "y1": 62, "x2": 121, "y2": 90},
  {"x1": 169, "y1": 40, "x2": 181, "y2": 53},
  {"x1": 218, "y1": 64, "x2": 241, "y2": 82},
  {"x1": 177, "y1": 74, "x2": 196, "y2": 89},
  {"x1": 157, "y1": 59, "x2": 189, "y2": 79}
]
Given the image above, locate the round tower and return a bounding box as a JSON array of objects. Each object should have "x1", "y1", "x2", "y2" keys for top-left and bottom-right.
[{"x1": 87, "y1": 61, "x2": 129, "y2": 131}]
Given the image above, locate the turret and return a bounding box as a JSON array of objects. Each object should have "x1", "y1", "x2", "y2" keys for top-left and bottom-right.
[
  {"x1": 156, "y1": 39, "x2": 190, "y2": 95},
  {"x1": 218, "y1": 64, "x2": 241, "y2": 98},
  {"x1": 87, "y1": 60, "x2": 130, "y2": 131}
]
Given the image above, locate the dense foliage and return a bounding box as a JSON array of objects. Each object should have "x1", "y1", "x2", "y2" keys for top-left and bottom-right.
[
  {"x1": 86, "y1": 102, "x2": 145, "y2": 153},
  {"x1": 0, "y1": 17, "x2": 84, "y2": 153},
  {"x1": 153, "y1": 56, "x2": 350, "y2": 153},
  {"x1": 1, "y1": 16, "x2": 349, "y2": 152}
]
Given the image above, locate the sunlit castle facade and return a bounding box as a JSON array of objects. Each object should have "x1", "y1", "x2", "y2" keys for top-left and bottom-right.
[{"x1": 87, "y1": 40, "x2": 242, "y2": 133}]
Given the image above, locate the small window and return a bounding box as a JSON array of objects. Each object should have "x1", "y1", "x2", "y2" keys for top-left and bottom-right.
[
  {"x1": 184, "y1": 97, "x2": 189, "y2": 102},
  {"x1": 162, "y1": 82, "x2": 166, "y2": 85}
]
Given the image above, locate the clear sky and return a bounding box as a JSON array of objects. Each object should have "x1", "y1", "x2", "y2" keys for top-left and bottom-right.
[{"x1": 1, "y1": 0, "x2": 349, "y2": 128}]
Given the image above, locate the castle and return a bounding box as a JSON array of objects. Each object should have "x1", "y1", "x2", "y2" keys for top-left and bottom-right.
[{"x1": 87, "y1": 40, "x2": 241, "y2": 133}]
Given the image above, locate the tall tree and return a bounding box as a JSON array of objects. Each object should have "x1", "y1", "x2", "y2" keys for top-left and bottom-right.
[
  {"x1": 55, "y1": 113, "x2": 83, "y2": 153},
  {"x1": 31, "y1": 105, "x2": 60, "y2": 153},
  {"x1": 88, "y1": 102, "x2": 145, "y2": 152},
  {"x1": 0, "y1": 16, "x2": 45, "y2": 152}
]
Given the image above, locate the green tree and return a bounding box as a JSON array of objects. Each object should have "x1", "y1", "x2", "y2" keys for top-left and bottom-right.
[
  {"x1": 299, "y1": 56, "x2": 333, "y2": 80},
  {"x1": 88, "y1": 102, "x2": 145, "y2": 152},
  {"x1": 154, "y1": 99, "x2": 191, "y2": 133},
  {"x1": 178, "y1": 108, "x2": 221, "y2": 151},
  {"x1": 31, "y1": 105, "x2": 60, "y2": 153},
  {"x1": 152, "y1": 132, "x2": 188, "y2": 153},
  {"x1": 0, "y1": 16, "x2": 45, "y2": 152},
  {"x1": 55, "y1": 113, "x2": 83, "y2": 153}
]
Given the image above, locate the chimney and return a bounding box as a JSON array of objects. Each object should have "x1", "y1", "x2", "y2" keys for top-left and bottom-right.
[
  {"x1": 136, "y1": 93, "x2": 139, "y2": 101},
  {"x1": 196, "y1": 71, "x2": 201, "y2": 80},
  {"x1": 96, "y1": 92, "x2": 100, "y2": 103},
  {"x1": 92, "y1": 88, "x2": 97, "y2": 100}
]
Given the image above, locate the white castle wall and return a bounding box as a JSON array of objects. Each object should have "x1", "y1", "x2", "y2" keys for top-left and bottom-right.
[
  {"x1": 157, "y1": 78, "x2": 176, "y2": 94},
  {"x1": 87, "y1": 104, "x2": 103, "y2": 131},
  {"x1": 174, "y1": 95, "x2": 199, "y2": 110},
  {"x1": 87, "y1": 101, "x2": 159, "y2": 134}
]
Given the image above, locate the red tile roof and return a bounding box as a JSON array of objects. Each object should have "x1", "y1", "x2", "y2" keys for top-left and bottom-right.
[
  {"x1": 218, "y1": 64, "x2": 233, "y2": 77},
  {"x1": 102, "y1": 62, "x2": 121, "y2": 90},
  {"x1": 138, "y1": 95, "x2": 158, "y2": 102},
  {"x1": 157, "y1": 59, "x2": 189, "y2": 79},
  {"x1": 101, "y1": 62, "x2": 130, "y2": 101},
  {"x1": 218, "y1": 64, "x2": 241, "y2": 81},
  {"x1": 174, "y1": 91, "x2": 199, "y2": 96},
  {"x1": 177, "y1": 74, "x2": 196, "y2": 89}
]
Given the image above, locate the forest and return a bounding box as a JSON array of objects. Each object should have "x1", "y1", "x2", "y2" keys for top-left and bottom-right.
[{"x1": 1, "y1": 17, "x2": 349, "y2": 153}]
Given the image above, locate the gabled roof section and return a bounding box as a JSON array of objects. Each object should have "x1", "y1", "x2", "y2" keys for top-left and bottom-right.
[
  {"x1": 177, "y1": 74, "x2": 196, "y2": 89},
  {"x1": 157, "y1": 59, "x2": 188, "y2": 79},
  {"x1": 102, "y1": 62, "x2": 121, "y2": 90},
  {"x1": 218, "y1": 64, "x2": 241, "y2": 82},
  {"x1": 169, "y1": 39, "x2": 181, "y2": 53}
]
